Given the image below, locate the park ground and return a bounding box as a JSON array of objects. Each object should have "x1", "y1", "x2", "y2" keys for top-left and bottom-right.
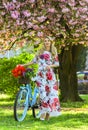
[{"x1": 0, "y1": 94, "x2": 88, "y2": 130}]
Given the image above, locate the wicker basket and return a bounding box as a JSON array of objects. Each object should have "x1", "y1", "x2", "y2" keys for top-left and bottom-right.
[{"x1": 18, "y1": 76, "x2": 30, "y2": 84}]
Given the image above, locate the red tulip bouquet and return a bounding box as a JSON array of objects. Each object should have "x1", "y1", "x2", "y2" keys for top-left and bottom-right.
[
  {"x1": 12, "y1": 65, "x2": 26, "y2": 78},
  {"x1": 12, "y1": 65, "x2": 33, "y2": 84}
]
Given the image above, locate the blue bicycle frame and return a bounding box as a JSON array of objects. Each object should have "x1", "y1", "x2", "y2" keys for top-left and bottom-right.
[{"x1": 20, "y1": 84, "x2": 39, "y2": 107}]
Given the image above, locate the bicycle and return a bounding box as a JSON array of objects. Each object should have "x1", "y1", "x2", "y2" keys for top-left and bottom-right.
[{"x1": 13, "y1": 68, "x2": 40, "y2": 122}]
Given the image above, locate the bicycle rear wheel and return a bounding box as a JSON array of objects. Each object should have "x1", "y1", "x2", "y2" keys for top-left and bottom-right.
[
  {"x1": 14, "y1": 89, "x2": 28, "y2": 121},
  {"x1": 32, "y1": 96, "x2": 40, "y2": 118}
]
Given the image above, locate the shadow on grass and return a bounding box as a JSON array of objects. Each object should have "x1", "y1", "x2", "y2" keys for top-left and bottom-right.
[
  {"x1": 1, "y1": 94, "x2": 88, "y2": 108},
  {"x1": 34, "y1": 113, "x2": 88, "y2": 128},
  {"x1": 61, "y1": 101, "x2": 87, "y2": 108},
  {"x1": 0, "y1": 94, "x2": 88, "y2": 129},
  {"x1": 0, "y1": 94, "x2": 88, "y2": 108},
  {"x1": 61, "y1": 94, "x2": 88, "y2": 108},
  {"x1": 0, "y1": 98, "x2": 14, "y2": 102},
  {"x1": 0, "y1": 111, "x2": 88, "y2": 129}
]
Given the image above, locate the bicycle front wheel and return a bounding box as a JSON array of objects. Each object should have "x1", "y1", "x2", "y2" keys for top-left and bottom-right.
[{"x1": 14, "y1": 89, "x2": 28, "y2": 121}]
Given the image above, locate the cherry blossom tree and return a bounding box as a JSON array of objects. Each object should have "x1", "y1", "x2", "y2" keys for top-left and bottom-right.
[{"x1": 0, "y1": 0, "x2": 88, "y2": 101}]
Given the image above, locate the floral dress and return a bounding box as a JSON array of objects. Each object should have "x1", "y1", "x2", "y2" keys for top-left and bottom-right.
[{"x1": 32, "y1": 51, "x2": 61, "y2": 117}]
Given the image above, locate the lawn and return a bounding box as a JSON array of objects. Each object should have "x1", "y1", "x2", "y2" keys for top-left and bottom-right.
[{"x1": 0, "y1": 94, "x2": 88, "y2": 130}]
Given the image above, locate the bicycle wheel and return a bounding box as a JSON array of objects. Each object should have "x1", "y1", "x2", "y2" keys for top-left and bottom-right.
[
  {"x1": 14, "y1": 89, "x2": 28, "y2": 121},
  {"x1": 32, "y1": 96, "x2": 40, "y2": 118}
]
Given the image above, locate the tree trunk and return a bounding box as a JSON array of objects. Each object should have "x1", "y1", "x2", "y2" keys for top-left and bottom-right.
[{"x1": 59, "y1": 44, "x2": 83, "y2": 102}]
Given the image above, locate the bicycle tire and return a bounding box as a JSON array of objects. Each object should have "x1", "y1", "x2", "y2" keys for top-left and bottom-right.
[
  {"x1": 32, "y1": 105, "x2": 39, "y2": 118},
  {"x1": 14, "y1": 89, "x2": 28, "y2": 121},
  {"x1": 32, "y1": 97, "x2": 40, "y2": 118}
]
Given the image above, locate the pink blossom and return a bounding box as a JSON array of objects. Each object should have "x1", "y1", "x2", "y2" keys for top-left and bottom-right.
[
  {"x1": 7, "y1": 2, "x2": 15, "y2": 11},
  {"x1": 16, "y1": 19, "x2": 20, "y2": 25},
  {"x1": 79, "y1": 41, "x2": 85, "y2": 44},
  {"x1": 22, "y1": 10, "x2": 31, "y2": 17},
  {"x1": 29, "y1": 0, "x2": 35, "y2": 3},
  {"x1": 40, "y1": 25, "x2": 45, "y2": 29},
  {"x1": 79, "y1": 1, "x2": 86, "y2": 6},
  {"x1": 69, "y1": 20, "x2": 77, "y2": 25},
  {"x1": 73, "y1": 33, "x2": 80, "y2": 38},
  {"x1": 76, "y1": 29, "x2": 81, "y2": 33},
  {"x1": 37, "y1": 16, "x2": 47, "y2": 22},
  {"x1": 60, "y1": 0, "x2": 67, "y2": 2},
  {"x1": 37, "y1": 32, "x2": 43, "y2": 38},
  {"x1": 47, "y1": 14, "x2": 53, "y2": 20},
  {"x1": 3, "y1": 2, "x2": 15, "y2": 11},
  {"x1": 68, "y1": 0, "x2": 76, "y2": 6},
  {"x1": 3, "y1": 3, "x2": 7, "y2": 9},
  {"x1": 26, "y1": 22, "x2": 33, "y2": 28},
  {"x1": 79, "y1": 7, "x2": 88, "y2": 13},
  {"x1": 76, "y1": 11, "x2": 80, "y2": 18},
  {"x1": 34, "y1": 40, "x2": 40, "y2": 45},
  {"x1": 0, "y1": 19, "x2": 3, "y2": 24},
  {"x1": 85, "y1": 0, "x2": 88, "y2": 3},
  {"x1": 81, "y1": 15, "x2": 87, "y2": 19},
  {"x1": 11, "y1": 10, "x2": 20, "y2": 19},
  {"x1": 1, "y1": 0, "x2": 88, "y2": 49},
  {"x1": 16, "y1": 19, "x2": 24, "y2": 25},
  {"x1": 16, "y1": 4, "x2": 21, "y2": 9},
  {"x1": 48, "y1": 8, "x2": 55, "y2": 13},
  {"x1": 1, "y1": 12, "x2": 5, "y2": 16},
  {"x1": 33, "y1": 25, "x2": 40, "y2": 30},
  {"x1": 29, "y1": 31, "x2": 35, "y2": 36},
  {"x1": 12, "y1": 0, "x2": 17, "y2": 3},
  {"x1": 86, "y1": 18, "x2": 88, "y2": 21},
  {"x1": 62, "y1": 8, "x2": 69, "y2": 13}
]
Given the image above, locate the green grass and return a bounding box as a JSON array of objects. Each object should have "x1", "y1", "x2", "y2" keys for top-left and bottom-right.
[
  {"x1": 61, "y1": 94, "x2": 88, "y2": 108},
  {"x1": 0, "y1": 94, "x2": 88, "y2": 130}
]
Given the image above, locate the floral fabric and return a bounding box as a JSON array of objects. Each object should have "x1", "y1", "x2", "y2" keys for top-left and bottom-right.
[{"x1": 33, "y1": 51, "x2": 61, "y2": 117}]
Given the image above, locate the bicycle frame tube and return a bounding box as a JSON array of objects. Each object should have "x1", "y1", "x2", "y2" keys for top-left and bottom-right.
[
  {"x1": 24, "y1": 84, "x2": 39, "y2": 107},
  {"x1": 31, "y1": 87, "x2": 39, "y2": 107},
  {"x1": 26, "y1": 84, "x2": 33, "y2": 106},
  {"x1": 20, "y1": 84, "x2": 32, "y2": 106},
  {"x1": 20, "y1": 84, "x2": 39, "y2": 107}
]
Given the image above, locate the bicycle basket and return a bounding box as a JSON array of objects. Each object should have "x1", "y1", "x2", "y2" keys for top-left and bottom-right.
[{"x1": 18, "y1": 76, "x2": 30, "y2": 84}]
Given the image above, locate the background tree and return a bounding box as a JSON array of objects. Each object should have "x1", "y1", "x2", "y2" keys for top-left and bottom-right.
[
  {"x1": 76, "y1": 47, "x2": 88, "y2": 71},
  {"x1": 0, "y1": 0, "x2": 88, "y2": 101}
]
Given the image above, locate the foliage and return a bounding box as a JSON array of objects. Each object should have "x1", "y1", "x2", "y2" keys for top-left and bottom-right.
[
  {"x1": 0, "y1": 0, "x2": 88, "y2": 102},
  {"x1": 0, "y1": 0, "x2": 88, "y2": 51},
  {"x1": 0, "y1": 52, "x2": 38, "y2": 96}
]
